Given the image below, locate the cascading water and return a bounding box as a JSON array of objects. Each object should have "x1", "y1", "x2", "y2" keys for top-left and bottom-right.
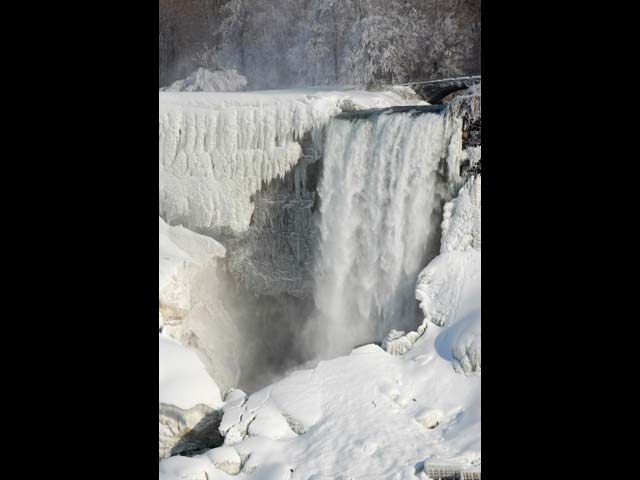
[{"x1": 310, "y1": 111, "x2": 460, "y2": 358}]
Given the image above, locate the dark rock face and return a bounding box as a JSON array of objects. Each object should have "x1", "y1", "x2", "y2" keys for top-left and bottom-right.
[
  {"x1": 219, "y1": 132, "x2": 324, "y2": 391},
  {"x1": 411, "y1": 76, "x2": 481, "y2": 104},
  {"x1": 159, "y1": 403, "x2": 223, "y2": 460},
  {"x1": 226, "y1": 132, "x2": 322, "y2": 299}
]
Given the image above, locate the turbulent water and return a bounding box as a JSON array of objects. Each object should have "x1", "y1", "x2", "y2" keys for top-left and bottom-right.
[{"x1": 311, "y1": 111, "x2": 456, "y2": 357}]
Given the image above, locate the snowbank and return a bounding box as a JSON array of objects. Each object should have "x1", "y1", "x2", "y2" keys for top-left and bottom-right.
[
  {"x1": 159, "y1": 334, "x2": 222, "y2": 409},
  {"x1": 161, "y1": 68, "x2": 247, "y2": 92}
]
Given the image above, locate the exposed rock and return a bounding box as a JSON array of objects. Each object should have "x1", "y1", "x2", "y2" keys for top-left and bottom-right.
[{"x1": 159, "y1": 403, "x2": 223, "y2": 461}]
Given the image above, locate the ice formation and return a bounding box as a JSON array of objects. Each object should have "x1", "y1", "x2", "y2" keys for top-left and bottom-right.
[
  {"x1": 159, "y1": 89, "x2": 425, "y2": 234},
  {"x1": 387, "y1": 175, "x2": 481, "y2": 373},
  {"x1": 311, "y1": 110, "x2": 461, "y2": 357}
]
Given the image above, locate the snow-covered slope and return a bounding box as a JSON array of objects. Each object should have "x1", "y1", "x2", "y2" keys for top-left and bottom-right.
[
  {"x1": 160, "y1": 341, "x2": 480, "y2": 479},
  {"x1": 159, "y1": 88, "x2": 426, "y2": 234},
  {"x1": 159, "y1": 334, "x2": 223, "y2": 409}
]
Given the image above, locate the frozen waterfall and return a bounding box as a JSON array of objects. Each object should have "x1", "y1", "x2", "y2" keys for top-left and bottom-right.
[{"x1": 311, "y1": 110, "x2": 459, "y2": 357}]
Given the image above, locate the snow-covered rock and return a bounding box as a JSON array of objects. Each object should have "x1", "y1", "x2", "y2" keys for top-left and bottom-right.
[
  {"x1": 159, "y1": 403, "x2": 223, "y2": 461},
  {"x1": 159, "y1": 335, "x2": 225, "y2": 460},
  {"x1": 161, "y1": 68, "x2": 247, "y2": 93}
]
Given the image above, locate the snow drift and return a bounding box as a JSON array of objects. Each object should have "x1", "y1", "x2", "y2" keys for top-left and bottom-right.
[{"x1": 161, "y1": 68, "x2": 248, "y2": 93}]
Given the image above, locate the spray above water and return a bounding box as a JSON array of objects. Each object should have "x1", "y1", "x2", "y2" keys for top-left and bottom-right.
[{"x1": 310, "y1": 111, "x2": 458, "y2": 358}]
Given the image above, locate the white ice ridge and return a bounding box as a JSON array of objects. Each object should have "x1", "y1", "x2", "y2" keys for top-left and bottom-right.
[
  {"x1": 312, "y1": 111, "x2": 459, "y2": 357},
  {"x1": 159, "y1": 88, "x2": 425, "y2": 233}
]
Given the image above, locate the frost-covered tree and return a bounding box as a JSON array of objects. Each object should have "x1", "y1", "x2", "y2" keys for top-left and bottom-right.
[
  {"x1": 341, "y1": 0, "x2": 425, "y2": 85},
  {"x1": 287, "y1": 0, "x2": 360, "y2": 85},
  {"x1": 161, "y1": 0, "x2": 481, "y2": 89}
]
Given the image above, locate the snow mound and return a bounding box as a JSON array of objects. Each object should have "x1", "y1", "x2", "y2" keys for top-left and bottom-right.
[
  {"x1": 159, "y1": 334, "x2": 222, "y2": 409},
  {"x1": 162, "y1": 68, "x2": 247, "y2": 92},
  {"x1": 159, "y1": 88, "x2": 426, "y2": 234}
]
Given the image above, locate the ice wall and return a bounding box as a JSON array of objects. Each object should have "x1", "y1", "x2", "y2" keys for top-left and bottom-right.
[
  {"x1": 311, "y1": 110, "x2": 462, "y2": 357},
  {"x1": 159, "y1": 89, "x2": 425, "y2": 234}
]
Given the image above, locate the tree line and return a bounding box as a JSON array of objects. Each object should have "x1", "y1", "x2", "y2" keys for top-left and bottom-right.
[{"x1": 159, "y1": 0, "x2": 480, "y2": 89}]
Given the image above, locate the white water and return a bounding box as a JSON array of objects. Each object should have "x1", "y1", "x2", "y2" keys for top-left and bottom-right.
[{"x1": 311, "y1": 111, "x2": 457, "y2": 357}]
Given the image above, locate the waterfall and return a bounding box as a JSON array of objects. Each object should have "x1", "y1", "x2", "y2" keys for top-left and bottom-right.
[{"x1": 311, "y1": 111, "x2": 458, "y2": 357}]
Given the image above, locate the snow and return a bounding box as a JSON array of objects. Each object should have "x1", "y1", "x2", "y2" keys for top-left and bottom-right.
[
  {"x1": 161, "y1": 67, "x2": 247, "y2": 92},
  {"x1": 159, "y1": 216, "x2": 225, "y2": 325},
  {"x1": 159, "y1": 337, "x2": 480, "y2": 479},
  {"x1": 159, "y1": 334, "x2": 223, "y2": 410},
  {"x1": 159, "y1": 88, "x2": 426, "y2": 234}
]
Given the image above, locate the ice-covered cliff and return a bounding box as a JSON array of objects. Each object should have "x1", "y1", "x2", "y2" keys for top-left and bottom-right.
[{"x1": 159, "y1": 88, "x2": 426, "y2": 235}]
